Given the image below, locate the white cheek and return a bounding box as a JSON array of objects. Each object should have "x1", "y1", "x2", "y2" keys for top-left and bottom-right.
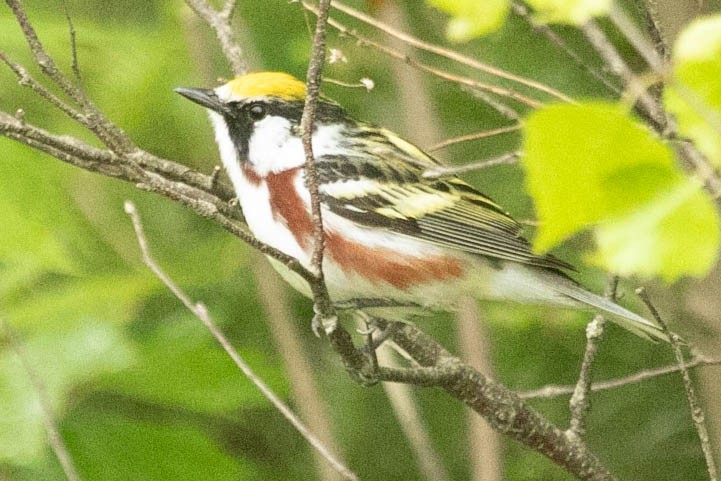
[
  {"x1": 248, "y1": 116, "x2": 304, "y2": 176},
  {"x1": 248, "y1": 121, "x2": 349, "y2": 176}
]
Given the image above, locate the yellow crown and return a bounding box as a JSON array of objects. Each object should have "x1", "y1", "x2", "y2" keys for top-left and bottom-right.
[{"x1": 225, "y1": 72, "x2": 306, "y2": 101}]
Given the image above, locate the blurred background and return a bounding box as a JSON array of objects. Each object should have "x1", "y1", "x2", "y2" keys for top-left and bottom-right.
[{"x1": 1, "y1": 0, "x2": 720, "y2": 480}]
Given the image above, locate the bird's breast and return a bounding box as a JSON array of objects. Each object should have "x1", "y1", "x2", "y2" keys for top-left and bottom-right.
[{"x1": 235, "y1": 166, "x2": 312, "y2": 264}]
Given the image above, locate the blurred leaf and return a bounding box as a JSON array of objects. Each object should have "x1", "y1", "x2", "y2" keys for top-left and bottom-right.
[
  {"x1": 426, "y1": 0, "x2": 509, "y2": 40},
  {"x1": 0, "y1": 202, "x2": 74, "y2": 276},
  {"x1": 4, "y1": 274, "x2": 156, "y2": 332},
  {"x1": 0, "y1": 324, "x2": 135, "y2": 462},
  {"x1": 525, "y1": 0, "x2": 610, "y2": 24},
  {"x1": 665, "y1": 14, "x2": 721, "y2": 166},
  {"x1": 64, "y1": 412, "x2": 246, "y2": 481},
  {"x1": 523, "y1": 102, "x2": 720, "y2": 280},
  {"x1": 100, "y1": 320, "x2": 289, "y2": 414}
]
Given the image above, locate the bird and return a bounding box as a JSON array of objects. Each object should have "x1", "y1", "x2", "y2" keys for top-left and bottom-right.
[{"x1": 175, "y1": 71, "x2": 667, "y2": 342}]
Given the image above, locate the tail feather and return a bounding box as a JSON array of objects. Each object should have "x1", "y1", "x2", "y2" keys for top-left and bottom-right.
[{"x1": 539, "y1": 273, "x2": 669, "y2": 343}]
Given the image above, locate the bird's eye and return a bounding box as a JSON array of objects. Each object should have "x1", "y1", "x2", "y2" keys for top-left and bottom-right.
[{"x1": 247, "y1": 103, "x2": 266, "y2": 121}]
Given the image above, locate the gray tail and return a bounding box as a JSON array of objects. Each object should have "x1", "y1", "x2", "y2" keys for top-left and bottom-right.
[{"x1": 544, "y1": 274, "x2": 669, "y2": 343}]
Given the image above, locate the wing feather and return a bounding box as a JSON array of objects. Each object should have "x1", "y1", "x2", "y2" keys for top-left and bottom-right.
[{"x1": 316, "y1": 133, "x2": 573, "y2": 272}]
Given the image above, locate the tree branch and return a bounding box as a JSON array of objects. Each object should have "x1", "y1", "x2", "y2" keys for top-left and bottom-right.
[
  {"x1": 510, "y1": 1, "x2": 622, "y2": 96},
  {"x1": 5, "y1": 0, "x2": 136, "y2": 153},
  {"x1": 375, "y1": 320, "x2": 619, "y2": 481}
]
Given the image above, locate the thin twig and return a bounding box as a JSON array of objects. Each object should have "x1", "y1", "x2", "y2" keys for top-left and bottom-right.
[
  {"x1": 460, "y1": 85, "x2": 521, "y2": 122},
  {"x1": 299, "y1": 1, "x2": 543, "y2": 111},
  {"x1": 422, "y1": 151, "x2": 521, "y2": 179},
  {"x1": 6, "y1": 0, "x2": 136, "y2": 153},
  {"x1": 518, "y1": 355, "x2": 721, "y2": 399},
  {"x1": 510, "y1": 1, "x2": 621, "y2": 96},
  {"x1": 637, "y1": 288, "x2": 718, "y2": 481},
  {"x1": 2, "y1": 321, "x2": 82, "y2": 481},
  {"x1": 567, "y1": 277, "x2": 618, "y2": 439},
  {"x1": 60, "y1": 0, "x2": 82, "y2": 85},
  {"x1": 184, "y1": 0, "x2": 247, "y2": 76},
  {"x1": 330, "y1": 0, "x2": 574, "y2": 103},
  {"x1": 427, "y1": 125, "x2": 522, "y2": 152},
  {"x1": 301, "y1": 0, "x2": 331, "y2": 277},
  {"x1": 124, "y1": 202, "x2": 360, "y2": 481},
  {"x1": 252, "y1": 255, "x2": 346, "y2": 481}
]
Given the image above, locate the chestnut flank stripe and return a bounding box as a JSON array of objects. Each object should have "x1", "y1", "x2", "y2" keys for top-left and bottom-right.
[{"x1": 326, "y1": 231, "x2": 464, "y2": 290}]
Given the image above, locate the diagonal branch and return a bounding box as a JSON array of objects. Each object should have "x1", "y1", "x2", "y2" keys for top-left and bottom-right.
[
  {"x1": 427, "y1": 124, "x2": 522, "y2": 152},
  {"x1": 2, "y1": 320, "x2": 83, "y2": 481},
  {"x1": 638, "y1": 289, "x2": 719, "y2": 481},
  {"x1": 124, "y1": 202, "x2": 359, "y2": 481},
  {"x1": 375, "y1": 320, "x2": 619, "y2": 481},
  {"x1": 510, "y1": 1, "x2": 622, "y2": 96},
  {"x1": 299, "y1": 1, "x2": 542, "y2": 112}
]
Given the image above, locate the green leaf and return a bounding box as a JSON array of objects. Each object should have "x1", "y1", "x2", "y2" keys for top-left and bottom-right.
[
  {"x1": 591, "y1": 179, "x2": 720, "y2": 281},
  {"x1": 427, "y1": 0, "x2": 509, "y2": 40},
  {"x1": 523, "y1": 102, "x2": 676, "y2": 251},
  {"x1": 524, "y1": 0, "x2": 610, "y2": 24},
  {"x1": 523, "y1": 102, "x2": 720, "y2": 280},
  {"x1": 665, "y1": 14, "x2": 721, "y2": 166}
]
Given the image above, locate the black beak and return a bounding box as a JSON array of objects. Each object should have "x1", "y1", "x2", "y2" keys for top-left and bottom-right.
[{"x1": 174, "y1": 87, "x2": 225, "y2": 113}]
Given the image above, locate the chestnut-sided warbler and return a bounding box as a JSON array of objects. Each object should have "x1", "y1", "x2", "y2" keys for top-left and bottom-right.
[{"x1": 176, "y1": 71, "x2": 666, "y2": 342}]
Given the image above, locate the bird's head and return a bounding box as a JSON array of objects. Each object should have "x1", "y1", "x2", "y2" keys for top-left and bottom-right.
[{"x1": 175, "y1": 71, "x2": 349, "y2": 177}]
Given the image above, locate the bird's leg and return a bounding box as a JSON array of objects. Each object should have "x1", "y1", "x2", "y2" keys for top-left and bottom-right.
[
  {"x1": 355, "y1": 311, "x2": 380, "y2": 372},
  {"x1": 311, "y1": 304, "x2": 338, "y2": 338}
]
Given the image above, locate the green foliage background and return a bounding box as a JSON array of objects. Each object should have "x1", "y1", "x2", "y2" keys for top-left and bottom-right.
[{"x1": 1, "y1": 1, "x2": 720, "y2": 480}]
